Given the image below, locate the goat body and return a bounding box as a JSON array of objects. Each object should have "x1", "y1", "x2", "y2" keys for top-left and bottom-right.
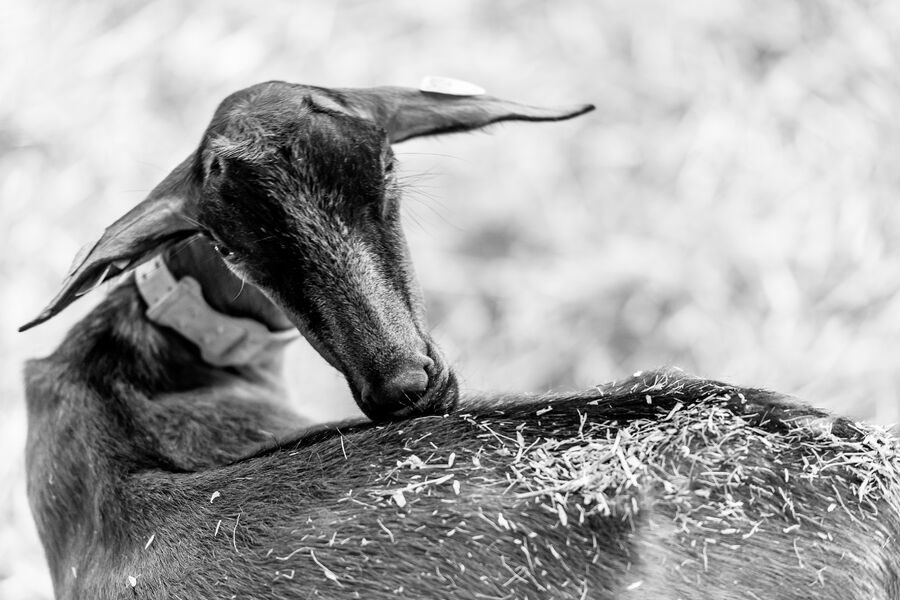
[
  {"x1": 26, "y1": 276, "x2": 900, "y2": 599},
  {"x1": 22, "y1": 81, "x2": 900, "y2": 599}
]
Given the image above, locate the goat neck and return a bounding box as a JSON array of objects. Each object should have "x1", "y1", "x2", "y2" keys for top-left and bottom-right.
[{"x1": 25, "y1": 265, "x2": 308, "y2": 590}]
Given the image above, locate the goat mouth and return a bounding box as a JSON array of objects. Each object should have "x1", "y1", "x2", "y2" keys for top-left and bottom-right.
[
  {"x1": 355, "y1": 342, "x2": 459, "y2": 421},
  {"x1": 418, "y1": 346, "x2": 459, "y2": 415}
]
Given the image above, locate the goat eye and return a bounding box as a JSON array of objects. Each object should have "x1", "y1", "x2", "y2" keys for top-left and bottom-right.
[{"x1": 213, "y1": 242, "x2": 234, "y2": 259}]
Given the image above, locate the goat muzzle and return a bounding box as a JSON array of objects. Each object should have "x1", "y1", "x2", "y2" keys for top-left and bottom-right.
[{"x1": 359, "y1": 347, "x2": 457, "y2": 420}]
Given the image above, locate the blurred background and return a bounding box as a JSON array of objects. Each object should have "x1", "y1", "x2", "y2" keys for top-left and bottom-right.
[{"x1": 2, "y1": 0, "x2": 900, "y2": 596}]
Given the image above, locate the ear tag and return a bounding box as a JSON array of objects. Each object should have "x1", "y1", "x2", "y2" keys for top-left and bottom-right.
[{"x1": 419, "y1": 76, "x2": 486, "y2": 97}]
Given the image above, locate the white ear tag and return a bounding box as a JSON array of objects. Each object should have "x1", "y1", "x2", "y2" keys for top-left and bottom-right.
[{"x1": 419, "y1": 76, "x2": 486, "y2": 97}]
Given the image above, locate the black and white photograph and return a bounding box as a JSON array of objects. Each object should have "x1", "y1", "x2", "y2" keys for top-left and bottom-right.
[{"x1": 2, "y1": 1, "x2": 900, "y2": 598}]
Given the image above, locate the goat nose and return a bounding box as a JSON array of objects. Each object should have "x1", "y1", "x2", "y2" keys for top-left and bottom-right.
[
  {"x1": 362, "y1": 356, "x2": 434, "y2": 419},
  {"x1": 386, "y1": 367, "x2": 429, "y2": 394}
]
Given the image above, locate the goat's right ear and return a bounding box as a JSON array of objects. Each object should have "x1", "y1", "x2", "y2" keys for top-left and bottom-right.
[
  {"x1": 335, "y1": 79, "x2": 595, "y2": 143},
  {"x1": 19, "y1": 157, "x2": 201, "y2": 332}
]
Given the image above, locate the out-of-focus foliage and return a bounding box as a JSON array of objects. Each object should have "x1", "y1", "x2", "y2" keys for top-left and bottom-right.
[{"x1": 2, "y1": 0, "x2": 899, "y2": 597}]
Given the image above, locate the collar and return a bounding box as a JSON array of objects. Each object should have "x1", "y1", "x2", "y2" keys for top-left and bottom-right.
[{"x1": 135, "y1": 255, "x2": 299, "y2": 367}]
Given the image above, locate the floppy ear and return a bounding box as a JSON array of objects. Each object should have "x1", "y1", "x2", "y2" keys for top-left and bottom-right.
[
  {"x1": 19, "y1": 156, "x2": 201, "y2": 331},
  {"x1": 334, "y1": 78, "x2": 595, "y2": 143}
]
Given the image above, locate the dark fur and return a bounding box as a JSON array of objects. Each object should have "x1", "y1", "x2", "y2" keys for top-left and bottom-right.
[
  {"x1": 194, "y1": 84, "x2": 460, "y2": 419},
  {"x1": 26, "y1": 289, "x2": 900, "y2": 598},
  {"x1": 24, "y1": 83, "x2": 900, "y2": 599},
  {"x1": 21, "y1": 82, "x2": 591, "y2": 420}
]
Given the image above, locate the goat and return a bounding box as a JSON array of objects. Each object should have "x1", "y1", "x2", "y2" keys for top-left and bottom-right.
[{"x1": 21, "y1": 81, "x2": 900, "y2": 599}]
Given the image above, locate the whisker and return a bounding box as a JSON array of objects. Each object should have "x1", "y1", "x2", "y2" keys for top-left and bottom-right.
[
  {"x1": 394, "y1": 151, "x2": 467, "y2": 163},
  {"x1": 231, "y1": 276, "x2": 247, "y2": 302}
]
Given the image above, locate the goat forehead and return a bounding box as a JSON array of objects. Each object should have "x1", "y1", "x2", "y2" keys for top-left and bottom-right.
[
  {"x1": 202, "y1": 139, "x2": 385, "y2": 235},
  {"x1": 217, "y1": 81, "x2": 344, "y2": 118},
  {"x1": 209, "y1": 85, "x2": 384, "y2": 157},
  {"x1": 208, "y1": 108, "x2": 384, "y2": 196},
  {"x1": 199, "y1": 86, "x2": 389, "y2": 241}
]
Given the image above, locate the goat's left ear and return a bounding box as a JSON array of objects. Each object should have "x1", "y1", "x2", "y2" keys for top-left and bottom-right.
[
  {"x1": 336, "y1": 79, "x2": 595, "y2": 144},
  {"x1": 19, "y1": 157, "x2": 200, "y2": 331}
]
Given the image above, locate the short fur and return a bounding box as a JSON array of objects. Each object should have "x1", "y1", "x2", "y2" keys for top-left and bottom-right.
[
  {"x1": 23, "y1": 82, "x2": 900, "y2": 599},
  {"x1": 27, "y1": 302, "x2": 900, "y2": 599},
  {"x1": 21, "y1": 81, "x2": 593, "y2": 420}
]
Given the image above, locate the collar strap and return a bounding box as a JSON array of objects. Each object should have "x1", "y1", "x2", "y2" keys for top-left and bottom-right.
[{"x1": 135, "y1": 255, "x2": 299, "y2": 367}]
